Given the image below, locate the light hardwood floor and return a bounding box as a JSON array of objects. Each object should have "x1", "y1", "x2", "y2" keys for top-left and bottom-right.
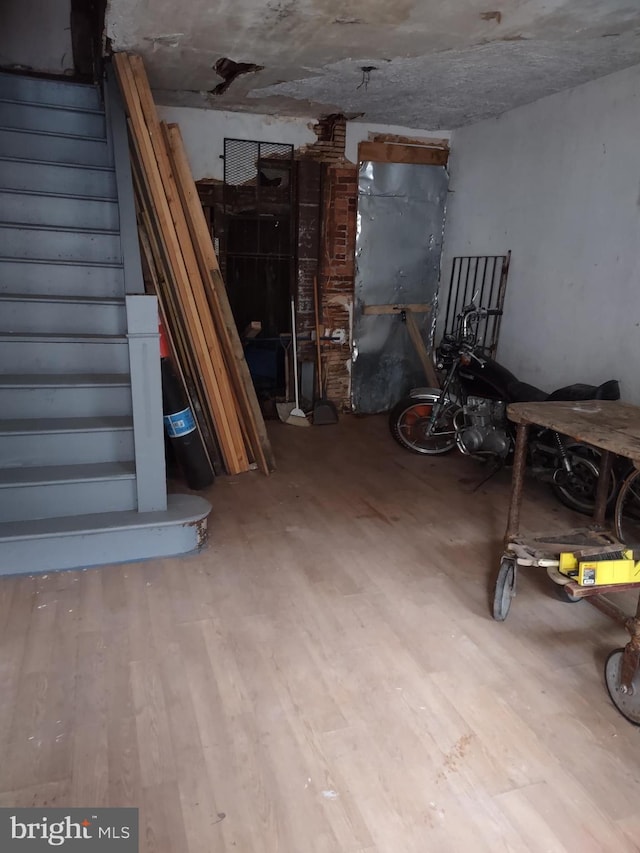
[{"x1": 1, "y1": 415, "x2": 640, "y2": 852}]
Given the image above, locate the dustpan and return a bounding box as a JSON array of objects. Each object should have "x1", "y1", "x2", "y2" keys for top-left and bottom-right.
[
  {"x1": 314, "y1": 393, "x2": 339, "y2": 425},
  {"x1": 277, "y1": 298, "x2": 309, "y2": 427},
  {"x1": 312, "y1": 276, "x2": 338, "y2": 426},
  {"x1": 275, "y1": 332, "x2": 295, "y2": 422}
]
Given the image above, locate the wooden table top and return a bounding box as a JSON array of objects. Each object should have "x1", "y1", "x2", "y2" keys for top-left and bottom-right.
[{"x1": 507, "y1": 399, "x2": 640, "y2": 462}]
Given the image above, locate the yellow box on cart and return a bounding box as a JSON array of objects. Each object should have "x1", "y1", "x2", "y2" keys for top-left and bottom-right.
[{"x1": 559, "y1": 550, "x2": 640, "y2": 586}]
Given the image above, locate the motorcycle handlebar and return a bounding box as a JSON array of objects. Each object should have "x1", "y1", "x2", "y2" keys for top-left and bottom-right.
[{"x1": 460, "y1": 307, "x2": 503, "y2": 338}]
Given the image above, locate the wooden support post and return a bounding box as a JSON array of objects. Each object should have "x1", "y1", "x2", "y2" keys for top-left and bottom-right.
[
  {"x1": 505, "y1": 423, "x2": 529, "y2": 544},
  {"x1": 362, "y1": 301, "x2": 439, "y2": 388},
  {"x1": 362, "y1": 303, "x2": 431, "y2": 316}
]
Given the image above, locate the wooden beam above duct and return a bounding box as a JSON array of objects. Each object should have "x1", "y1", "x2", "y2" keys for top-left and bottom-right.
[{"x1": 358, "y1": 141, "x2": 449, "y2": 166}]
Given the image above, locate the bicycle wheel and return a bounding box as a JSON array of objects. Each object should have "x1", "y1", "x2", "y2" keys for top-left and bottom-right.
[{"x1": 614, "y1": 468, "x2": 640, "y2": 546}]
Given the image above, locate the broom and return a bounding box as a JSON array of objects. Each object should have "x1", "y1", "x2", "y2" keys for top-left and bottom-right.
[{"x1": 276, "y1": 297, "x2": 309, "y2": 427}]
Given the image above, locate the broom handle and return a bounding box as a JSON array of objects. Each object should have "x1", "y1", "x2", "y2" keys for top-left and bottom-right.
[
  {"x1": 313, "y1": 275, "x2": 323, "y2": 394},
  {"x1": 291, "y1": 297, "x2": 301, "y2": 409}
]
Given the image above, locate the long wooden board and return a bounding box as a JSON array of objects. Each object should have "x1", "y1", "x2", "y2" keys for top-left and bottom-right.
[
  {"x1": 127, "y1": 54, "x2": 248, "y2": 474},
  {"x1": 163, "y1": 122, "x2": 275, "y2": 474},
  {"x1": 133, "y1": 159, "x2": 220, "y2": 472},
  {"x1": 114, "y1": 53, "x2": 249, "y2": 474},
  {"x1": 128, "y1": 115, "x2": 222, "y2": 473}
]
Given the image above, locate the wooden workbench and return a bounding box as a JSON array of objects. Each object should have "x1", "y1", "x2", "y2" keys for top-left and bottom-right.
[
  {"x1": 497, "y1": 398, "x2": 640, "y2": 723},
  {"x1": 508, "y1": 399, "x2": 640, "y2": 464}
]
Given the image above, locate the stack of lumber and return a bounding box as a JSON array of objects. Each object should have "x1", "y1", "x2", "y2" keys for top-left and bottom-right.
[{"x1": 113, "y1": 53, "x2": 274, "y2": 476}]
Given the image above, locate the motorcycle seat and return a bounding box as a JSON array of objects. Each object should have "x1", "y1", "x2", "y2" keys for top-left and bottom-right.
[
  {"x1": 507, "y1": 380, "x2": 548, "y2": 403},
  {"x1": 547, "y1": 379, "x2": 620, "y2": 402},
  {"x1": 506, "y1": 378, "x2": 620, "y2": 404}
]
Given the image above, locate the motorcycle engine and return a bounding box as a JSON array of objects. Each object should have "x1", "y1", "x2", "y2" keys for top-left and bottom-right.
[{"x1": 457, "y1": 397, "x2": 510, "y2": 457}]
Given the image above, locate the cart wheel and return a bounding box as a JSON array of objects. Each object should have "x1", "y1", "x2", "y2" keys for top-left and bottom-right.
[
  {"x1": 604, "y1": 648, "x2": 640, "y2": 725},
  {"x1": 492, "y1": 557, "x2": 516, "y2": 621},
  {"x1": 556, "y1": 585, "x2": 583, "y2": 603}
]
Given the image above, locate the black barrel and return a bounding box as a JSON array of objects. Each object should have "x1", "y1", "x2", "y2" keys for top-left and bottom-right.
[{"x1": 161, "y1": 357, "x2": 214, "y2": 490}]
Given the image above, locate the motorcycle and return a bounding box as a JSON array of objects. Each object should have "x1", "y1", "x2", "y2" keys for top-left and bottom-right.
[{"x1": 389, "y1": 303, "x2": 620, "y2": 514}]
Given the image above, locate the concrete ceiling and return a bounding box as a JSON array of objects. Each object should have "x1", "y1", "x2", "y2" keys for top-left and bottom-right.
[{"x1": 106, "y1": 0, "x2": 640, "y2": 128}]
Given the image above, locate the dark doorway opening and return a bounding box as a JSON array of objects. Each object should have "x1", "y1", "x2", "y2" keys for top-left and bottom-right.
[
  {"x1": 222, "y1": 139, "x2": 295, "y2": 399},
  {"x1": 225, "y1": 214, "x2": 292, "y2": 339}
]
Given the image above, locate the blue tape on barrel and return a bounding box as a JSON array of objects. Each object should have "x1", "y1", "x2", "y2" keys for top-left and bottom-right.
[{"x1": 163, "y1": 407, "x2": 196, "y2": 438}]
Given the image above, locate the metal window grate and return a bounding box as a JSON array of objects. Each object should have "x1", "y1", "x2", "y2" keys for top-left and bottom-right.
[
  {"x1": 223, "y1": 139, "x2": 293, "y2": 196},
  {"x1": 443, "y1": 251, "x2": 511, "y2": 356}
]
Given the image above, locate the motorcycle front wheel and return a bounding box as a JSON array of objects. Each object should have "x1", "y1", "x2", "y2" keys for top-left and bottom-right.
[
  {"x1": 389, "y1": 394, "x2": 459, "y2": 455},
  {"x1": 550, "y1": 444, "x2": 617, "y2": 515}
]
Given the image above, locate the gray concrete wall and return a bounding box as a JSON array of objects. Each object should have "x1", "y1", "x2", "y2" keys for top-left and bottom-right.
[
  {"x1": 0, "y1": 0, "x2": 74, "y2": 75},
  {"x1": 441, "y1": 63, "x2": 640, "y2": 403}
]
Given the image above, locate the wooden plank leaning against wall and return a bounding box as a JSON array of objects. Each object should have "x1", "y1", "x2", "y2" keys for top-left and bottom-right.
[
  {"x1": 163, "y1": 123, "x2": 275, "y2": 474},
  {"x1": 113, "y1": 53, "x2": 274, "y2": 476}
]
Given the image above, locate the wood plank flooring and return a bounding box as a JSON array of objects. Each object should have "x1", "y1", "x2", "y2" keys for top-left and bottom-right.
[{"x1": 1, "y1": 414, "x2": 639, "y2": 852}]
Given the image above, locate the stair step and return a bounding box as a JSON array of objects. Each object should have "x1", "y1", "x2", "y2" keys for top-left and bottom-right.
[
  {"x1": 0, "y1": 292, "x2": 126, "y2": 335},
  {"x1": 0, "y1": 158, "x2": 116, "y2": 198},
  {"x1": 0, "y1": 373, "x2": 130, "y2": 387},
  {"x1": 0, "y1": 258, "x2": 124, "y2": 298},
  {"x1": 0, "y1": 459, "x2": 135, "y2": 484},
  {"x1": 0, "y1": 333, "x2": 130, "y2": 373},
  {"x1": 0, "y1": 374, "x2": 132, "y2": 419},
  {"x1": 0, "y1": 73, "x2": 102, "y2": 111},
  {"x1": 0, "y1": 223, "x2": 121, "y2": 264},
  {"x1": 0, "y1": 493, "x2": 211, "y2": 574},
  {"x1": 0, "y1": 190, "x2": 119, "y2": 230},
  {"x1": 0, "y1": 416, "x2": 134, "y2": 466},
  {"x1": 0, "y1": 100, "x2": 106, "y2": 138},
  {"x1": 0, "y1": 127, "x2": 111, "y2": 167},
  {"x1": 0, "y1": 461, "x2": 137, "y2": 523},
  {"x1": 0, "y1": 415, "x2": 132, "y2": 432},
  {"x1": 0, "y1": 293, "x2": 125, "y2": 305}
]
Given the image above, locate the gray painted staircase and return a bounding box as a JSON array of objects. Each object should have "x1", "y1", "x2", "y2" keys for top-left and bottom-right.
[{"x1": 0, "y1": 70, "x2": 211, "y2": 575}]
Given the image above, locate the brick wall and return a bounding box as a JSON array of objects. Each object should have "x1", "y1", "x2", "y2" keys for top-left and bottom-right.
[
  {"x1": 317, "y1": 165, "x2": 357, "y2": 409},
  {"x1": 298, "y1": 114, "x2": 347, "y2": 164},
  {"x1": 296, "y1": 114, "x2": 357, "y2": 410},
  {"x1": 295, "y1": 159, "x2": 321, "y2": 362}
]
